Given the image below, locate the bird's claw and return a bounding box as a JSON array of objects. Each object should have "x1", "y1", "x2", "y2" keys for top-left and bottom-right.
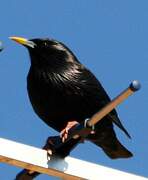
[
  {"x1": 60, "y1": 121, "x2": 79, "y2": 142},
  {"x1": 28, "y1": 170, "x2": 35, "y2": 175},
  {"x1": 60, "y1": 128, "x2": 69, "y2": 142},
  {"x1": 47, "y1": 149, "x2": 53, "y2": 160}
]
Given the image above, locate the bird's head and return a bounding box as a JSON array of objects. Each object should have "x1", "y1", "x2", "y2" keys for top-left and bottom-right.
[{"x1": 10, "y1": 36, "x2": 77, "y2": 69}]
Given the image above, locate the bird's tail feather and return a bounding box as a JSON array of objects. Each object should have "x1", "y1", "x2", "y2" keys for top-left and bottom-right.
[
  {"x1": 99, "y1": 139, "x2": 132, "y2": 159},
  {"x1": 87, "y1": 120, "x2": 133, "y2": 159},
  {"x1": 91, "y1": 136, "x2": 133, "y2": 159}
]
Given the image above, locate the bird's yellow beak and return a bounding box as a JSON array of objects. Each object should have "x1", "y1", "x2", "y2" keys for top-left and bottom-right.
[
  {"x1": 9, "y1": 36, "x2": 28, "y2": 45},
  {"x1": 10, "y1": 36, "x2": 36, "y2": 48}
]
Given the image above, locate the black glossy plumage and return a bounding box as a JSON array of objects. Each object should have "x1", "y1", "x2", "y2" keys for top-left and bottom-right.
[{"x1": 24, "y1": 38, "x2": 132, "y2": 159}]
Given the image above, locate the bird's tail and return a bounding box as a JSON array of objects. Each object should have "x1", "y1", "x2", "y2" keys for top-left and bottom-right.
[
  {"x1": 98, "y1": 139, "x2": 132, "y2": 159},
  {"x1": 90, "y1": 135, "x2": 132, "y2": 159},
  {"x1": 87, "y1": 119, "x2": 133, "y2": 159}
]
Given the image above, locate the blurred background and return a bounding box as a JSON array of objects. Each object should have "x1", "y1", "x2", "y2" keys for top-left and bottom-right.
[{"x1": 0, "y1": 0, "x2": 148, "y2": 179}]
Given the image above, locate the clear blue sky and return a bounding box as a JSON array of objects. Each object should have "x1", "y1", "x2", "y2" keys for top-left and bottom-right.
[{"x1": 0, "y1": 1, "x2": 148, "y2": 179}]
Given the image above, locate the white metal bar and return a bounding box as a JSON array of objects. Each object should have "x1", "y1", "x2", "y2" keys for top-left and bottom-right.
[{"x1": 0, "y1": 138, "x2": 147, "y2": 180}]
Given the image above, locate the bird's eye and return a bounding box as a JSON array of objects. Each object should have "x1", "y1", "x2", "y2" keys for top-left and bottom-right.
[{"x1": 44, "y1": 42, "x2": 47, "y2": 46}]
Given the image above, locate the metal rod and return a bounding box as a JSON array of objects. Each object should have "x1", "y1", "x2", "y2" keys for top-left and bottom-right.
[{"x1": 87, "y1": 80, "x2": 141, "y2": 127}]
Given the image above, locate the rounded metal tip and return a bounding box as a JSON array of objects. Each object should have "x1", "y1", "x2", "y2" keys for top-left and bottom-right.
[
  {"x1": 130, "y1": 80, "x2": 141, "y2": 91},
  {"x1": 0, "y1": 41, "x2": 4, "y2": 52}
]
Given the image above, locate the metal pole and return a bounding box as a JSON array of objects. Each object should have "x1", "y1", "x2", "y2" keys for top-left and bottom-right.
[{"x1": 87, "y1": 80, "x2": 141, "y2": 127}]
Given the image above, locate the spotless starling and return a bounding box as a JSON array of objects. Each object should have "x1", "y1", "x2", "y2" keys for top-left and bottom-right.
[{"x1": 10, "y1": 36, "x2": 132, "y2": 159}]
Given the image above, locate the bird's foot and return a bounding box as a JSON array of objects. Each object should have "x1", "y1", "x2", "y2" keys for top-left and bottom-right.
[
  {"x1": 43, "y1": 136, "x2": 61, "y2": 160},
  {"x1": 60, "y1": 121, "x2": 79, "y2": 142}
]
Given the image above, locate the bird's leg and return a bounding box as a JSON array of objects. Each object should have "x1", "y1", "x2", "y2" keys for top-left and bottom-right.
[
  {"x1": 60, "y1": 121, "x2": 79, "y2": 142},
  {"x1": 43, "y1": 136, "x2": 62, "y2": 159}
]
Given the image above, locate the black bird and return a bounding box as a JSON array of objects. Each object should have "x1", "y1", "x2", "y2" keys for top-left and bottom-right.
[{"x1": 10, "y1": 36, "x2": 132, "y2": 159}]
